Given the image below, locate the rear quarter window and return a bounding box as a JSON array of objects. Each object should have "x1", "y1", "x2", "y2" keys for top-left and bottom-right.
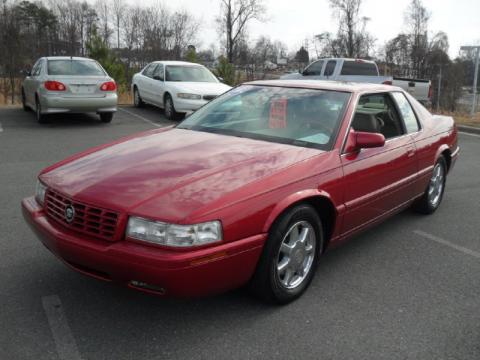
[
  {"x1": 341, "y1": 61, "x2": 378, "y2": 76},
  {"x1": 391, "y1": 92, "x2": 420, "y2": 133}
]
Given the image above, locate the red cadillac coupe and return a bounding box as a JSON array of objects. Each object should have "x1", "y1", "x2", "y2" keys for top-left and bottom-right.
[{"x1": 22, "y1": 80, "x2": 459, "y2": 303}]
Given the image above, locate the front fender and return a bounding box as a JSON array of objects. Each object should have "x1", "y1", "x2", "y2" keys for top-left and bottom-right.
[{"x1": 261, "y1": 189, "x2": 338, "y2": 233}]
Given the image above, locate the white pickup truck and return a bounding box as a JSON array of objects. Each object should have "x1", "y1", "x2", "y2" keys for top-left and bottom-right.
[{"x1": 281, "y1": 58, "x2": 431, "y2": 104}]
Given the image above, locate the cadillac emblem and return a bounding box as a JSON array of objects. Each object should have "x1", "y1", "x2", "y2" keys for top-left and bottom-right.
[{"x1": 65, "y1": 204, "x2": 75, "y2": 223}]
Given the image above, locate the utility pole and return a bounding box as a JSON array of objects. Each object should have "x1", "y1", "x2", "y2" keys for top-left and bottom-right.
[{"x1": 461, "y1": 46, "x2": 480, "y2": 116}]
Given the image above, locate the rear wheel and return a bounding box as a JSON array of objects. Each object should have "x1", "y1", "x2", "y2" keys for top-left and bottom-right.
[
  {"x1": 249, "y1": 204, "x2": 323, "y2": 304},
  {"x1": 35, "y1": 98, "x2": 47, "y2": 124},
  {"x1": 164, "y1": 94, "x2": 178, "y2": 120},
  {"x1": 133, "y1": 87, "x2": 144, "y2": 108},
  {"x1": 21, "y1": 89, "x2": 29, "y2": 111},
  {"x1": 413, "y1": 157, "x2": 447, "y2": 214},
  {"x1": 100, "y1": 112, "x2": 113, "y2": 123}
]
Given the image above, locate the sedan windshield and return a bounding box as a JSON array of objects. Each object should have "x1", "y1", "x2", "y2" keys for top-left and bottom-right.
[
  {"x1": 47, "y1": 60, "x2": 105, "y2": 76},
  {"x1": 178, "y1": 85, "x2": 351, "y2": 150},
  {"x1": 165, "y1": 65, "x2": 218, "y2": 82}
]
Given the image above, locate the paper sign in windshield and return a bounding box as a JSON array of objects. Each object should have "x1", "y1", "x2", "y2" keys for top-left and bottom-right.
[{"x1": 269, "y1": 98, "x2": 288, "y2": 129}]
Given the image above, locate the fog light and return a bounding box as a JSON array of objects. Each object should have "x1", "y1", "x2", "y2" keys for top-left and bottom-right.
[{"x1": 129, "y1": 280, "x2": 165, "y2": 295}]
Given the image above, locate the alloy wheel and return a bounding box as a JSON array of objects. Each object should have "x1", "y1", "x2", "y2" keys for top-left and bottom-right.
[
  {"x1": 428, "y1": 162, "x2": 445, "y2": 207},
  {"x1": 276, "y1": 221, "x2": 316, "y2": 289}
]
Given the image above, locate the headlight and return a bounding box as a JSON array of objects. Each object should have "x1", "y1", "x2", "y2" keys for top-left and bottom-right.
[
  {"x1": 177, "y1": 93, "x2": 202, "y2": 100},
  {"x1": 126, "y1": 217, "x2": 222, "y2": 247},
  {"x1": 35, "y1": 180, "x2": 47, "y2": 206}
]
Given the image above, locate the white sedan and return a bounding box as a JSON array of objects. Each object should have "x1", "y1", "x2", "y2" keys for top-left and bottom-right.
[{"x1": 131, "y1": 61, "x2": 231, "y2": 120}]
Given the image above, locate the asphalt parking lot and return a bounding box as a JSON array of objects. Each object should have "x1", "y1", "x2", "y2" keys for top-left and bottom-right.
[{"x1": 1, "y1": 105, "x2": 479, "y2": 360}]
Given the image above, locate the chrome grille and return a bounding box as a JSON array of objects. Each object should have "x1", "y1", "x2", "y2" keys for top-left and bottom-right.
[{"x1": 45, "y1": 189, "x2": 119, "y2": 241}]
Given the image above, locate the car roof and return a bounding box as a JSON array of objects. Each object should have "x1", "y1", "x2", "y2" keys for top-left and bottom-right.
[
  {"x1": 42, "y1": 56, "x2": 97, "y2": 61},
  {"x1": 152, "y1": 61, "x2": 204, "y2": 66},
  {"x1": 244, "y1": 80, "x2": 402, "y2": 94}
]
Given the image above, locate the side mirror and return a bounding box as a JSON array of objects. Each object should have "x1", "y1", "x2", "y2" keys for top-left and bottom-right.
[
  {"x1": 217, "y1": 76, "x2": 224, "y2": 83},
  {"x1": 344, "y1": 129, "x2": 385, "y2": 153},
  {"x1": 153, "y1": 75, "x2": 163, "y2": 81}
]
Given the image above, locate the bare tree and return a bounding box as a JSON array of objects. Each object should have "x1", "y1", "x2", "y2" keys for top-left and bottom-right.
[
  {"x1": 95, "y1": 0, "x2": 112, "y2": 45},
  {"x1": 111, "y1": 0, "x2": 125, "y2": 49},
  {"x1": 404, "y1": 0, "x2": 430, "y2": 77},
  {"x1": 216, "y1": 0, "x2": 265, "y2": 63},
  {"x1": 312, "y1": 0, "x2": 374, "y2": 59}
]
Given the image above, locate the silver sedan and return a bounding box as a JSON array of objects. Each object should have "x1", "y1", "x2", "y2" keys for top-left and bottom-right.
[{"x1": 22, "y1": 56, "x2": 118, "y2": 123}]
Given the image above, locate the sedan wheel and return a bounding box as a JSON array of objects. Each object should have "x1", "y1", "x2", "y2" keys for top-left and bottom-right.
[
  {"x1": 35, "y1": 99, "x2": 47, "y2": 124},
  {"x1": 134, "y1": 88, "x2": 144, "y2": 108},
  {"x1": 164, "y1": 95, "x2": 178, "y2": 120},
  {"x1": 428, "y1": 162, "x2": 445, "y2": 208},
  {"x1": 250, "y1": 204, "x2": 323, "y2": 304},
  {"x1": 413, "y1": 156, "x2": 447, "y2": 214},
  {"x1": 22, "y1": 90, "x2": 29, "y2": 111},
  {"x1": 276, "y1": 221, "x2": 316, "y2": 289}
]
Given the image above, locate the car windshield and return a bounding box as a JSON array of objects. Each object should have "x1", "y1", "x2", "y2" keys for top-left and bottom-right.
[
  {"x1": 165, "y1": 65, "x2": 217, "y2": 82},
  {"x1": 47, "y1": 60, "x2": 105, "y2": 76},
  {"x1": 178, "y1": 85, "x2": 350, "y2": 150}
]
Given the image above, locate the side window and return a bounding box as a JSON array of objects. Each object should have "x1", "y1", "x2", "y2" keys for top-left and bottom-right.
[
  {"x1": 303, "y1": 60, "x2": 324, "y2": 76},
  {"x1": 152, "y1": 64, "x2": 164, "y2": 80},
  {"x1": 352, "y1": 93, "x2": 405, "y2": 139},
  {"x1": 142, "y1": 63, "x2": 157, "y2": 78},
  {"x1": 324, "y1": 60, "x2": 336, "y2": 77},
  {"x1": 391, "y1": 92, "x2": 420, "y2": 133}
]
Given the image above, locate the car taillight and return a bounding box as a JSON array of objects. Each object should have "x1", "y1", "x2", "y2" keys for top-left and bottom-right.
[
  {"x1": 100, "y1": 81, "x2": 116, "y2": 92},
  {"x1": 44, "y1": 81, "x2": 66, "y2": 91},
  {"x1": 428, "y1": 84, "x2": 432, "y2": 99},
  {"x1": 382, "y1": 80, "x2": 393, "y2": 85}
]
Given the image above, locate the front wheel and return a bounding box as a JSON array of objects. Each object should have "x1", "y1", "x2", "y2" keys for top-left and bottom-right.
[
  {"x1": 133, "y1": 87, "x2": 144, "y2": 108},
  {"x1": 100, "y1": 113, "x2": 113, "y2": 123},
  {"x1": 164, "y1": 94, "x2": 178, "y2": 120},
  {"x1": 249, "y1": 204, "x2": 323, "y2": 304},
  {"x1": 413, "y1": 156, "x2": 447, "y2": 214}
]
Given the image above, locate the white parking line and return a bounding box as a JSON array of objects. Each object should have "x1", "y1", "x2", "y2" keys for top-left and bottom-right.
[
  {"x1": 119, "y1": 107, "x2": 161, "y2": 128},
  {"x1": 459, "y1": 131, "x2": 480, "y2": 138},
  {"x1": 414, "y1": 230, "x2": 480, "y2": 259},
  {"x1": 42, "y1": 295, "x2": 82, "y2": 360}
]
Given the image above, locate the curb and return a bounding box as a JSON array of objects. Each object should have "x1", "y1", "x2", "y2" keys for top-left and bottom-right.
[{"x1": 458, "y1": 125, "x2": 480, "y2": 135}]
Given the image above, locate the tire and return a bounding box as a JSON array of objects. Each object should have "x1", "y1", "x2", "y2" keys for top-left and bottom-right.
[
  {"x1": 100, "y1": 112, "x2": 113, "y2": 123},
  {"x1": 133, "y1": 87, "x2": 144, "y2": 108},
  {"x1": 413, "y1": 156, "x2": 447, "y2": 214},
  {"x1": 249, "y1": 204, "x2": 323, "y2": 304},
  {"x1": 35, "y1": 98, "x2": 47, "y2": 124},
  {"x1": 164, "y1": 94, "x2": 178, "y2": 120},
  {"x1": 21, "y1": 89, "x2": 29, "y2": 111}
]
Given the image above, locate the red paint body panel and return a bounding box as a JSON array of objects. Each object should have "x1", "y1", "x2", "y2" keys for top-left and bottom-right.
[{"x1": 23, "y1": 81, "x2": 459, "y2": 297}]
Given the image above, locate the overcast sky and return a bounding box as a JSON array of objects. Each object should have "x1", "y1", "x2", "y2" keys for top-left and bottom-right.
[{"x1": 136, "y1": 0, "x2": 479, "y2": 58}]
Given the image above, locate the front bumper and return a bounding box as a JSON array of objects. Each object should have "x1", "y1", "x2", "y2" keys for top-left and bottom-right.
[
  {"x1": 22, "y1": 197, "x2": 265, "y2": 297},
  {"x1": 40, "y1": 93, "x2": 118, "y2": 114},
  {"x1": 173, "y1": 97, "x2": 209, "y2": 112}
]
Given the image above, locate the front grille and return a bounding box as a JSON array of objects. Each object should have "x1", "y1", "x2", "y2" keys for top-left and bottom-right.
[
  {"x1": 203, "y1": 94, "x2": 217, "y2": 101},
  {"x1": 45, "y1": 189, "x2": 119, "y2": 241}
]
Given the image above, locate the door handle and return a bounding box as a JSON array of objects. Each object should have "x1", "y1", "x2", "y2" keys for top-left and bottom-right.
[{"x1": 406, "y1": 146, "x2": 415, "y2": 158}]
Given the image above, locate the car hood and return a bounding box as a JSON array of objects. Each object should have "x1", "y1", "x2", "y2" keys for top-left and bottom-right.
[
  {"x1": 40, "y1": 128, "x2": 322, "y2": 222},
  {"x1": 168, "y1": 82, "x2": 231, "y2": 95}
]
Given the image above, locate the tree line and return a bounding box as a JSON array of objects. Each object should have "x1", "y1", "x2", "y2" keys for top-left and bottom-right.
[{"x1": 0, "y1": 0, "x2": 478, "y2": 111}]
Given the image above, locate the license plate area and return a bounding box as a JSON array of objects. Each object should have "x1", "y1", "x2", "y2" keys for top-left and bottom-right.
[{"x1": 70, "y1": 84, "x2": 96, "y2": 94}]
